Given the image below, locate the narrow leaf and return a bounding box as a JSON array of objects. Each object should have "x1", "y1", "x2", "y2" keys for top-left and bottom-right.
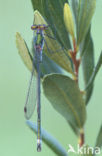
[
  {"x1": 64, "y1": 3, "x2": 75, "y2": 39},
  {"x1": 26, "y1": 120, "x2": 68, "y2": 156},
  {"x1": 95, "y1": 124, "x2": 102, "y2": 149},
  {"x1": 77, "y1": 0, "x2": 96, "y2": 44},
  {"x1": 69, "y1": 0, "x2": 79, "y2": 27},
  {"x1": 33, "y1": 10, "x2": 74, "y2": 75},
  {"x1": 42, "y1": 74, "x2": 86, "y2": 131},
  {"x1": 80, "y1": 28, "x2": 94, "y2": 104},
  {"x1": 85, "y1": 51, "x2": 102, "y2": 91},
  {"x1": 43, "y1": 0, "x2": 71, "y2": 50},
  {"x1": 16, "y1": 32, "x2": 33, "y2": 72}
]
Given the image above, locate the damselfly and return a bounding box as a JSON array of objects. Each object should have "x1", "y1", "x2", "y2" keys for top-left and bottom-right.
[
  {"x1": 24, "y1": 24, "x2": 53, "y2": 152},
  {"x1": 24, "y1": 22, "x2": 66, "y2": 152}
]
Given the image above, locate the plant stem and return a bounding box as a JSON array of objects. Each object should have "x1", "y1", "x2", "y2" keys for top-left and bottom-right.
[
  {"x1": 70, "y1": 39, "x2": 80, "y2": 82},
  {"x1": 79, "y1": 129, "x2": 85, "y2": 147}
]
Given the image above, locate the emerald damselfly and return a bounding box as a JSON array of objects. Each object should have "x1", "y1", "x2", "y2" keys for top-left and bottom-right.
[
  {"x1": 24, "y1": 24, "x2": 51, "y2": 152},
  {"x1": 24, "y1": 23, "x2": 65, "y2": 151}
]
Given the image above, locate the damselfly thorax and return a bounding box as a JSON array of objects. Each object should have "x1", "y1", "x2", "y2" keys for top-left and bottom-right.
[{"x1": 31, "y1": 24, "x2": 49, "y2": 62}]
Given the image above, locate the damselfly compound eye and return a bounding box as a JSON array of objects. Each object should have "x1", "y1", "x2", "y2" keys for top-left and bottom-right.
[{"x1": 31, "y1": 25, "x2": 37, "y2": 30}]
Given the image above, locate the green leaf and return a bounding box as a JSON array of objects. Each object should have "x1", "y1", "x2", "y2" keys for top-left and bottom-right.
[
  {"x1": 16, "y1": 32, "x2": 63, "y2": 77},
  {"x1": 85, "y1": 51, "x2": 102, "y2": 91},
  {"x1": 69, "y1": 0, "x2": 79, "y2": 27},
  {"x1": 95, "y1": 124, "x2": 102, "y2": 150},
  {"x1": 64, "y1": 3, "x2": 75, "y2": 39},
  {"x1": 42, "y1": 74, "x2": 86, "y2": 131},
  {"x1": 16, "y1": 32, "x2": 33, "y2": 72},
  {"x1": 26, "y1": 120, "x2": 68, "y2": 156},
  {"x1": 77, "y1": 0, "x2": 96, "y2": 45},
  {"x1": 33, "y1": 11, "x2": 74, "y2": 75},
  {"x1": 80, "y1": 28, "x2": 94, "y2": 104},
  {"x1": 43, "y1": 0, "x2": 71, "y2": 50}
]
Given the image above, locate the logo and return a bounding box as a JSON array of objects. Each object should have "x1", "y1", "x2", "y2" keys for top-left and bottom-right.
[{"x1": 68, "y1": 144, "x2": 101, "y2": 155}]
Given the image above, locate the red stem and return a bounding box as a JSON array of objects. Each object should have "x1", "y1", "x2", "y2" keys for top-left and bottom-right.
[
  {"x1": 70, "y1": 39, "x2": 80, "y2": 82},
  {"x1": 79, "y1": 129, "x2": 84, "y2": 147}
]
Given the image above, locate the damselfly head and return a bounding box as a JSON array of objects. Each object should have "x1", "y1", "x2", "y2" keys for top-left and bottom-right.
[{"x1": 31, "y1": 24, "x2": 49, "y2": 30}]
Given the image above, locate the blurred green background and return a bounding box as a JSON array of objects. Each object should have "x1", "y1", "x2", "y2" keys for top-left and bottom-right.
[{"x1": 0, "y1": 0, "x2": 102, "y2": 156}]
